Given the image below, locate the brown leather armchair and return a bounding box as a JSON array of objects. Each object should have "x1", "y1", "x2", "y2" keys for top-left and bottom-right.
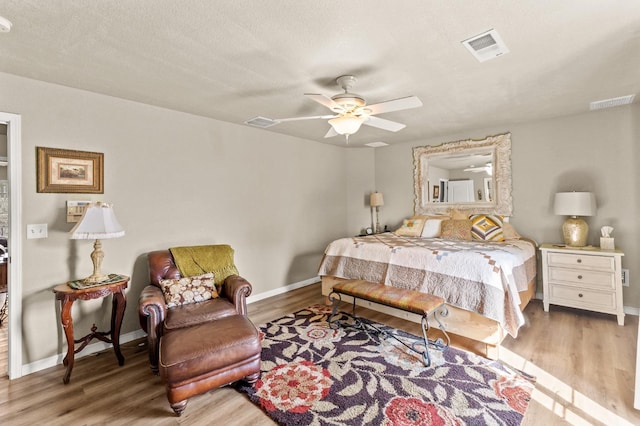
[{"x1": 138, "y1": 249, "x2": 253, "y2": 373}]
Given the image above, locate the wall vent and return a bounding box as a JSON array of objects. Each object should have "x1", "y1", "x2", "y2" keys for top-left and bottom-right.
[
  {"x1": 462, "y1": 29, "x2": 509, "y2": 62},
  {"x1": 244, "y1": 116, "x2": 279, "y2": 128},
  {"x1": 589, "y1": 94, "x2": 635, "y2": 111}
]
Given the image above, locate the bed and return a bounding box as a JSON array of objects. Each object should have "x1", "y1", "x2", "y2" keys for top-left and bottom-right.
[{"x1": 318, "y1": 231, "x2": 537, "y2": 359}]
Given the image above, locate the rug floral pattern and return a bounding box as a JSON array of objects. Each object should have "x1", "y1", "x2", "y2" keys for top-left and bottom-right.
[{"x1": 237, "y1": 305, "x2": 534, "y2": 425}]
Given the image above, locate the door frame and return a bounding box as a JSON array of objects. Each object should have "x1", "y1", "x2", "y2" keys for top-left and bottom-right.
[{"x1": 0, "y1": 112, "x2": 22, "y2": 379}]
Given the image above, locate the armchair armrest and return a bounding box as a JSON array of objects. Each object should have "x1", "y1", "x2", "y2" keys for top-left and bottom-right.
[
  {"x1": 220, "y1": 275, "x2": 252, "y2": 315},
  {"x1": 138, "y1": 284, "x2": 167, "y2": 374}
]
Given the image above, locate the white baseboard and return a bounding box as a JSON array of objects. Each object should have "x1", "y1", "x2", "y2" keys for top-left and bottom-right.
[
  {"x1": 534, "y1": 291, "x2": 638, "y2": 316},
  {"x1": 20, "y1": 277, "x2": 321, "y2": 377},
  {"x1": 21, "y1": 329, "x2": 147, "y2": 377},
  {"x1": 246, "y1": 276, "x2": 320, "y2": 304}
]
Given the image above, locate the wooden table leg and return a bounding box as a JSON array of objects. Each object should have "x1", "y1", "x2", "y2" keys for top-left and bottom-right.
[
  {"x1": 59, "y1": 295, "x2": 75, "y2": 384},
  {"x1": 111, "y1": 286, "x2": 126, "y2": 366}
]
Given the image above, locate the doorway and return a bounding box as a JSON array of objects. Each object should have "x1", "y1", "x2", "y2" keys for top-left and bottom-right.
[
  {"x1": 0, "y1": 112, "x2": 22, "y2": 380},
  {"x1": 0, "y1": 124, "x2": 6, "y2": 375}
]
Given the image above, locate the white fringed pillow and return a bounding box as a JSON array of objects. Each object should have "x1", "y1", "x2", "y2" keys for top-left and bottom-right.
[
  {"x1": 421, "y1": 219, "x2": 444, "y2": 238},
  {"x1": 159, "y1": 272, "x2": 218, "y2": 308}
]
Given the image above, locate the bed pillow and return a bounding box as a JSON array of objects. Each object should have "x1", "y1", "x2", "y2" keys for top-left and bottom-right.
[
  {"x1": 470, "y1": 214, "x2": 505, "y2": 242},
  {"x1": 159, "y1": 272, "x2": 219, "y2": 308},
  {"x1": 502, "y1": 221, "x2": 522, "y2": 240},
  {"x1": 394, "y1": 218, "x2": 425, "y2": 237},
  {"x1": 449, "y1": 208, "x2": 469, "y2": 220},
  {"x1": 440, "y1": 219, "x2": 472, "y2": 240},
  {"x1": 421, "y1": 218, "x2": 444, "y2": 238}
]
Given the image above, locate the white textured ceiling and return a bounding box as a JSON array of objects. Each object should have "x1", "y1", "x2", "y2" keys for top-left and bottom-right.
[{"x1": 1, "y1": 1, "x2": 640, "y2": 147}]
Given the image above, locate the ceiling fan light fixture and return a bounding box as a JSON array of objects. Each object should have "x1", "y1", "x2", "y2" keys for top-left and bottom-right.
[
  {"x1": 329, "y1": 115, "x2": 365, "y2": 135},
  {"x1": 331, "y1": 93, "x2": 366, "y2": 111}
]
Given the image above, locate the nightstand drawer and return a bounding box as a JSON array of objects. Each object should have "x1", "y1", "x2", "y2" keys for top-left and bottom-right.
[
  {"x1": 547, "y1": 252, "x2": 614, "y2": 271},
  {"x1": 549, "y1": 285, "x2": 616, "y2": 310},
  {"x1": 548, "y1": 267, "x2": 615, "y2": 289}
]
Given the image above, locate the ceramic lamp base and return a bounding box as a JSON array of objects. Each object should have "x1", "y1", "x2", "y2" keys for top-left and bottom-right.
[{"x1": 562, "y1": 216, "x2": 589, "y2": 247}]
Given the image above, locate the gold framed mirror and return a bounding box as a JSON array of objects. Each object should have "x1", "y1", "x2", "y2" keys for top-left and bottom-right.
[{"x1": 413, "y1": 133, "x2": 512, "y2": 216}]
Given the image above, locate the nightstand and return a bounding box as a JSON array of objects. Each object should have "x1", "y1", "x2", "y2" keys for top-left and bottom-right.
[{"x1": 540, "y1": 244, "x2": 624, "y2": 325}]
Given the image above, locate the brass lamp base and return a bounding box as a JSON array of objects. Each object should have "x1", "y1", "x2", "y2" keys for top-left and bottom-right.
[{"x1": 562, "y1": 216, "x2": 589, "y2": 247}]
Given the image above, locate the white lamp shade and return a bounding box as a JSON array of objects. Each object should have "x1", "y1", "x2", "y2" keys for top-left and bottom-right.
[
  {"x1": 70, "y1": 202, "x2": 125, "y2": 239},
  {"x1": 554, "y1": 192, "x2": 596, "y2": 217},
  {"x1": 329, "y1": 115, "x2": 365, "y2": 135},
  {"x1": 370, "y1": 192, "x2": 384, "y2": 207}
]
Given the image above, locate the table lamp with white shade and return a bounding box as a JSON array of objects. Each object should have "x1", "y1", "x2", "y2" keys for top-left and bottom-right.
[
  {"x1": 370, "y1": 192, "x2": 384, "y2": 234},
  {"x1": 70, "y1": 202, "x2": 125, "y2": 283},
  {"x1": 554, "y1": 191, "x2": 596, "y2": 247}
]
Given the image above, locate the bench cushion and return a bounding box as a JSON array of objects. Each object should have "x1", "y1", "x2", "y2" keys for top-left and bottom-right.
[{"x1": 332, "y1": 280, "x2": 444, "y2": 316}]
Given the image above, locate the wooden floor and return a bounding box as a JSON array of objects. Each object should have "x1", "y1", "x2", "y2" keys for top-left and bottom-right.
[{"x1": 0, "y1": 282, "x2": 638, "y2": 425}]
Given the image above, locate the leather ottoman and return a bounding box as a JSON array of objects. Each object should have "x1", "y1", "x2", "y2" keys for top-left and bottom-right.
[{"x1": 159, "y1": 315, "x2": 261, "y2": 415}]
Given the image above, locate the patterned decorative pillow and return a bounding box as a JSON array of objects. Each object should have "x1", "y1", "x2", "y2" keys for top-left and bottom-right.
[
  {"x1": 440, "y1": 219, "x2": 472, "y2": 240},
  {"x1": 470, "y1": 214, "x2": 505, "y2": 242},
  {"x1": 449, "y1": 208, "x2": 469, "y2": 220},
  {"x1": 394, "y1": 218, "x2": 425, "y2": 237},
  {"x1": 159, "y1": 272, "x2": 219, "y2": 308}
]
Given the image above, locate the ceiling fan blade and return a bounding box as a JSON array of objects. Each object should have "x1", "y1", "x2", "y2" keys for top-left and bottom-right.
[
  {"x1": 304, "y1": 93, "x2": 345, "y2": 112},
  {"x1": 324, "y1": 127, "x2": 339, "y2": 138},
  {"x1": 363, "y1": 116, "x2": 406, "y2": 132},
  {"x1": 275, "y1": 115, "x2": 335, "y2": 123},
  {"x1": 363, "y1": 96, "x2": 423, "y2": 115}
]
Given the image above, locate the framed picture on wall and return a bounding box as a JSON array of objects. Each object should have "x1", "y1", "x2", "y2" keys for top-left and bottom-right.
[
  {"x1": 37, "y1": 147, "x2": 104, "y2": 193},
  {"x1": 432, "y1": 185, "x2": 440, "y2": 201}
]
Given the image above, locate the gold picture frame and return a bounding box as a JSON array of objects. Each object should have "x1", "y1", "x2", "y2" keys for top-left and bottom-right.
[{"x1": 37, "y1": 147, "x2": 104, "y2": 193}]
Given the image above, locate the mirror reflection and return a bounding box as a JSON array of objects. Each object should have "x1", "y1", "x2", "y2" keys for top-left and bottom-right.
[
  {"x1": 413, "y1": 133, "x2": 512, "y2": 216},
  {"x1": 428, "y1": 151, "x2": 493, "y2": 203}
]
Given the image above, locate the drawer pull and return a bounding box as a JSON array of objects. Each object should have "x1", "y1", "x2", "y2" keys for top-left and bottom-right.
[
  {"x1": 577, "y1": 275, "x2": 583, "y2": 279},
  {"x1": 577, "y1": 259, "x2": 582, "y2": 263},
  {"x1": 578, "y1": 293, "x2": 584, "y2": 298}
]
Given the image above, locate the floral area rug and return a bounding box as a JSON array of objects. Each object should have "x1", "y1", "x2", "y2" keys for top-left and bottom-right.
[{"x1": 236, "y1": 305, "x2": 535, "y2": 425}]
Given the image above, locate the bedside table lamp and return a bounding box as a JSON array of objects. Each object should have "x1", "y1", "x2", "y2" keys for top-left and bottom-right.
[
  {"x1": 370, "y1": 192, "x2": 384, "y2": 234},
  {"x1": 554, "y1": 191, "x2": 595, "y2": 247},
  {"x1": 70, "y1": 202, "x2": 125, "y2": 283}
]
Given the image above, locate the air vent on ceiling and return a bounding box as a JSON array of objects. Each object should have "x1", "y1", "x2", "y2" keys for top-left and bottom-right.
[
  {"x1": 365, "y1": 142, "x2": 389, "y2": 148},
  {"x1": 244, "y1": 116, "x2": 279, "y2": 128},
  {"x1": 462, "y1": 29, "x2": 509, "y2": 62},
  {"x1": 590, "y1": 94, "x2": 635, "y2": 111}
]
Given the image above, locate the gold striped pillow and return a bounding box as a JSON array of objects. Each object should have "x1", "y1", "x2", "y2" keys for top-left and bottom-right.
[{"x1": 470, "y1": 214, "x2": 505, "y2": 242}]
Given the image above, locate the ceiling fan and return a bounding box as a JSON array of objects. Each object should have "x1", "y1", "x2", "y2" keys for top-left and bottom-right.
[
  {"x1": 464, "y1": 163, "x2": 493, "y2": 175},
  {"x1": 246, "y1": 75, "x2": 423, "y2": 141}
]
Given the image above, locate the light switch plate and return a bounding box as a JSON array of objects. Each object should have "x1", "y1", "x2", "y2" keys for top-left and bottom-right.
[{"x1": 27, "y1": 223, "x2": 48, "y2": 239}]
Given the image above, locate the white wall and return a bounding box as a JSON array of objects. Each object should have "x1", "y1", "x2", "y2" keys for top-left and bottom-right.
[
  {"x1": 370, "y1": 104, "x2": 640, "y2": 307},
  {"x1": 4, "y1": 68, "x2": 638, "y2": 369},
  {"x1": 0, "y1": 72, "x2": 353, "y2": 364},
  {"x1": 345, "y1": 148, "x2": 376, "y2": 235}
]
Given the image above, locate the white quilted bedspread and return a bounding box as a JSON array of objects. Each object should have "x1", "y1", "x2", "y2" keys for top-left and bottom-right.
[{"x1": 318, "y1": 234, "x2": 537, "y2": 337}]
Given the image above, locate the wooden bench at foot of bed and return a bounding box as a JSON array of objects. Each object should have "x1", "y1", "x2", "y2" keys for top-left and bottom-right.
[
  {"x1": 322, "y1": 276, "x2": 536, "y2": 360},
  {"x1": 328, "y1": 280, "x2": 450, "y2": 366}
]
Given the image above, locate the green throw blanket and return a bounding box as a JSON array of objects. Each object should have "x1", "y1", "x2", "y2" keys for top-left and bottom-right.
[{"x1": 169, "y1": 245, "x2": 239, "y2": 285}]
